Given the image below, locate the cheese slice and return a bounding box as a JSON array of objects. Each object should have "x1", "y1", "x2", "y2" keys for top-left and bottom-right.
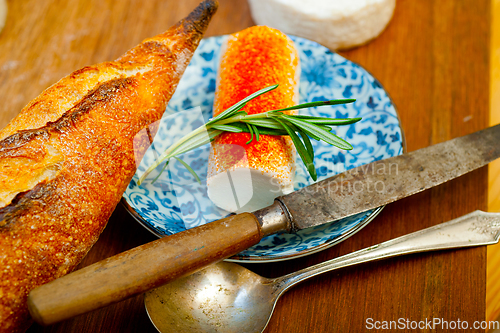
[
  {"x1": 207, "y1": 26, "x2": 300, "y2": 213},
  {"x1": 248, "y1": 0, "x2": 396, "y2": 50}
]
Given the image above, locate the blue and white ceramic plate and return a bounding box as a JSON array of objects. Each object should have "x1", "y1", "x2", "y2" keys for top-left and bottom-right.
[{"x1": 122, "y1": 35, "x2": 404, "y2": 262}]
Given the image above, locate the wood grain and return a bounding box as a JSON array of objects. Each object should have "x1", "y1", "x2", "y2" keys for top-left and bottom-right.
[
  {"x1": 487, "y1": 0, "x2": 500, "y2": 325},
  {"x1": 28, "y1": 212, "x2": 264, "y2": 326},
  {"x1": 0, "y1": 0, "x2": 490, "y2": 332}
]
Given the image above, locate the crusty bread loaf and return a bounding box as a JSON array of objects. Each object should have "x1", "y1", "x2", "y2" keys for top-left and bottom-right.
[
  {"x1": 0, "y1": 1, "x2": 217, "y2": 331},
  {"x1": 207, "y1": 26, "x2": 300, "y2": 213}
]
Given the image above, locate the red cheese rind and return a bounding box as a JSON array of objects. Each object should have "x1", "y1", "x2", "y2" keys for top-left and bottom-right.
[{"x1": 210, "y1": 26, "x2": 299, "y2": 185}]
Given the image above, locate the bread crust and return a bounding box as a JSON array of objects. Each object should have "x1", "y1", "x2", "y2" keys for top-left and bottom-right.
[{"x1": 0, "y1": 1, "x2": 218, "y2": 331}]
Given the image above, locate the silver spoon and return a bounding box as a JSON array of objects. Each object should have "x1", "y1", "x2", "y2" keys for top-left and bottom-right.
[{"x1": 144, "y1": 210, "x2": 500, "y2": 333}]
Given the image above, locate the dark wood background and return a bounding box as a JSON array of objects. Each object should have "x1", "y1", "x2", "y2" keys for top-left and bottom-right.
[{"x1": 0, "y1": 0, "x2": 490, "y2": 332}]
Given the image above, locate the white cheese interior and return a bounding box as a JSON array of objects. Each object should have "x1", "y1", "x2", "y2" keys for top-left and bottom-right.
[{"x1": 207, "y1": 168, "x2": 287, "y2": 214}]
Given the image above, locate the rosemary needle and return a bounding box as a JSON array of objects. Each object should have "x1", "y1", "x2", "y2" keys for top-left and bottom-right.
[{"x1": 138, "y1": 84, "x2": 360, "y2": 185}]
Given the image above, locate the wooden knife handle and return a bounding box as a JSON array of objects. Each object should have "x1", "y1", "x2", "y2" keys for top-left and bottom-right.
[{"x1": 27, "y1": 212, "x2": 263, "y2": 326}]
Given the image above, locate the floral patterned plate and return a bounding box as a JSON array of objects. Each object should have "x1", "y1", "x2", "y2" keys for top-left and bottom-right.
[{"x1": 122, "y1": 35, "x2": 404, "y2": 262}]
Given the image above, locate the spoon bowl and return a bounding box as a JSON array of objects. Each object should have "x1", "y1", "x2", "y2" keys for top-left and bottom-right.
[
  {"x1": 145, "y1": 210, "x2": 500, "y2": 333},
  {"x1": 145, "y1": 262, "x2": 278, "y2": 333}
]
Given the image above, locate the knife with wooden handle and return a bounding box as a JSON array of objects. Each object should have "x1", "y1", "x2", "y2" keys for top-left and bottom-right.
[{"x1": 28, "y1": 123, "x2": 500, "y2": 325}]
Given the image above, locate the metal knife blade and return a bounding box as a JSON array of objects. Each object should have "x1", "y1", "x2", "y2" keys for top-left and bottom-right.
[
  {"x1": 28, "y1": 124, "x2": 500, "y2": 325},
  {"x1": 278, "y1": 123, "x2": 500, "y2": 230}
]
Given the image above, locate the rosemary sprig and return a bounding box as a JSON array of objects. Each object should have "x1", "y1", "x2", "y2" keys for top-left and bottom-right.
[{"x1": 137, "y1": 84, "x2": 360, "y2": 185}]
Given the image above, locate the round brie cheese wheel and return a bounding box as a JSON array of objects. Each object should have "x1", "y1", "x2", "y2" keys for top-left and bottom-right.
[
  {"x1": 248, "y1": 0, "x2": 396, "y2": 51},
  {"x1": 0, "y1": 0, "x2": 7, "y2": 34}
]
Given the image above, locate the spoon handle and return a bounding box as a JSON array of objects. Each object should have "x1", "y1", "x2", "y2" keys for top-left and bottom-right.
[{"x1": 274, "y1": 210, "x2": 500, "y2": 291}]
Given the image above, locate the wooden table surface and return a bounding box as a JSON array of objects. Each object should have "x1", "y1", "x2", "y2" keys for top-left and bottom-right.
[{"x1": 0, "y1": 0, "x2": 491, "y2": 332}]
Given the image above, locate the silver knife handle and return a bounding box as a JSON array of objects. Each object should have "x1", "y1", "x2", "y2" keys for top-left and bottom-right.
[{"x1": 274, "y1": 210, "x2": 500, "y2": 291}]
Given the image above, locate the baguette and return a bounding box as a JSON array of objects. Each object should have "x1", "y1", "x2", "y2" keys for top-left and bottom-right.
[
  {"x1": 0, "y1": 1, "x2": 218, "y2": 332},
  {"x1": 207, "y1": 26, "x2": 300, "y2": 213}
]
